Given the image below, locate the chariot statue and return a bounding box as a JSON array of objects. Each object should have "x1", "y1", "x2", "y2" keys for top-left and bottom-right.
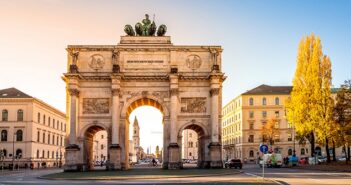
[{"x1": 124, "y1": 14, "x2": 167, "y2": 36}]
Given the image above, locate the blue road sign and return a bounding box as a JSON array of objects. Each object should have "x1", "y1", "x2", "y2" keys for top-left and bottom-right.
[{"x1": 260, "y1": 144, "x2": 269, "y2": 153}]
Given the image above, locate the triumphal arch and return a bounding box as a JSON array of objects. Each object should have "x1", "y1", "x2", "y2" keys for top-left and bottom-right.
[{"x1": 63, "y1": 15, "x2": 225, "y2": 171}]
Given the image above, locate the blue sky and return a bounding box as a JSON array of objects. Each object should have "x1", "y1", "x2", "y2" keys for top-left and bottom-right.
[{"x1": 1, "y1": 0, "x2": 350, "y2": 151}]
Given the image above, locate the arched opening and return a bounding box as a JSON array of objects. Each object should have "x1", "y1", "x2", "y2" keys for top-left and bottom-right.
[
  {"x1": 83, "y1": 125, "x2": 108, "y2": 171},
  {"x1": 315, "y1": 146, "x2": 322, "y2": 156},
  {"x1": 124, "y1": 97, "x2": 165, "y2": 169},
  {"x1": 179, "y1": 123, "x2": 208, "y2": 169}
]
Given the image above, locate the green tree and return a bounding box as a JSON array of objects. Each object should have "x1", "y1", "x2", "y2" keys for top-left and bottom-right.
[
  {"x1": 333, "y1": 80, "x2": 351, "y2": 163},
  {"x1": 286, "y1": 33, "x2": 333, "y2": 159}
]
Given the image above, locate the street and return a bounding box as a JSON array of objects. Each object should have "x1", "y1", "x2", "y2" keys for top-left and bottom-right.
[{"x1": 0, "y1": 164, "x2": 350, "y2": 185}]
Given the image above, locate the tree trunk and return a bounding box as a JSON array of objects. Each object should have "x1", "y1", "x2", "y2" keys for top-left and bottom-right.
[
  {"x1": 309, "y1": 132, "x2": 315, "y2": 157},
  {"x1": 332, "y1": 140, "x2": 336, "y2": 162},
  {"x1": 326, "y1": 138, "x2": 331, "y2": 163},
  {"x1": 348, "y1": 146, "x2": 351, "y2": 163}
]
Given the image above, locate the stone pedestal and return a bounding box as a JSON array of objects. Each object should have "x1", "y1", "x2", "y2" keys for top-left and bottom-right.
[
  {"x1": 168, "y1": 143, "x2": 181, "y2": 169},
  {"x1": 209, "y1": 142, "x2": 223, "y2": 168},
  {"x1": 107, "y1": 144, "x2": 122, "y2": 170},
  {"x1": 64, "y1": 145, "x2": 82, "y2": 172}
]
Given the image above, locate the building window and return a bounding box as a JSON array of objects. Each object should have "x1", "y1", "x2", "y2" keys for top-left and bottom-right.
[
  {"x1": 274, "y1": 121, "x2": 279, "y2": 128},
  {"x1": 262, "y1": 97, "x2": 267, "y2": 105},
  {"x1": 57, "y1": 121, "x2": 59, "y2": 129},
  {"x1": 275, "y1": 97, "x2": 280, "y2": 105},
  {"x1": 60, "y1": 136, "x2": 63, "y2": 146},
  {"x1": 17, "y1": 109, "x2": 24, "y2": 121},
  {"x1": 275, "y1": 111, "x2": 279, "y2": 118},
  {"x1": 2, "y1": 149, "x2": 7, "y2": 157},
  {"x1": 57, "y1": 136, "x2": 59, "y2": 145},
  {"x1": 16, "y1": 149, "x2": 22, "y2": 158},
  {"x1": 189, "y1": 133, "x2": 192, "y2": 138},
  {"x1": 301, "y1": 148, "x2": 305, "y2": 155},
  {"x1": 101, "y1": 144, "x2": 104, "y2": 150},
  {"x1": 248, "y1": 135, "x2": 254, "y2": 143},
  {"x1": 48, "y1": 117, "x2": 51, "y2": 127},
  {"x1": 249, "y1": 123, "x2": 254, "y2": 130},
  {"x1": 249, "y1": 111, "x2": 254, "y2": 118},
  {"x1": 53, "y1": 119, "x2": 55, "y2": 128},
  {"x1": 37, "y1": 113, "x2": 40, "y2": 123},
  {"x1": 287, "y1": 122, "x2": 293, "y2": 128},
  {"x1": 43, "y1": 115, "x2": 46, "y2": 125},
  {"x1": 52, "y1": 135, "x2": 55, "y2": 145},
  {"x1": 52, "y1": 151, "x2": 54, "y2": 159},
  {"x1": 16, "y1": 130, "x2": 23, "y2": 141},
  {"x1": 288, "y1": 148, "x2": 292, "y2": 156},
  {"x1": 61, "y1": 122, "x2": 63, "y2": 131},
  {"x1": 42, "y1": 150, "x2": 45, "y2": 158},
  {"x1": 249, "y1": 150, "x2": 254, "y2": 157},
  {"x1": 1, "y1": 130, "x2": 7, "y2": 141},
  {"x1": 262, "y1": 111, "x2": 267, "y2": 118},
  {"x1": 43, "y1": 133, "x2": 45, "y2": 143},
  {"x1": 101, "y1": 134, "x2": 104, "y2": 139},
  {"x1": 189, "y1": 152, "x2": 192, "y2": 156},
  {"x1": 249, "y1": 98, "x2": 254, "y2": 106},
  {"x1": 288, "y1": 133, "x2": 292, "y2": 141},
  {"x1": 48, "y1": 134, "x2": 51, "y2": 144},
  {"x1": 47, "y1": 151, "x2": 50, "y2": 158},
  {"x1": 37, "y1": 131, "x2": 40, "y2": 142},
  {"x1": 274, "y1": 135, "x2": 280, "y2": 142},
  {"x1": 37, "y1": 150, "x2": 39, "y2": 158},
  {"x1": 2, "y1": 109, "x2": 8, "y2": 121}
]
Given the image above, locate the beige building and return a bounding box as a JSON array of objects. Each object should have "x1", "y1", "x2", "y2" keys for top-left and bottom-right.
[
  {"x1": 182, "y1": 129, "x2": 198, "y2": 160},
  {"x1": 222, "y1": 84, "x2": 345, "y2": 162},
  {"x1": 0, "y1": 88, "x2": 66, "y2": 169},
  {"x1": 92, "y1": 131, "x2": 108, "y2": 163}
]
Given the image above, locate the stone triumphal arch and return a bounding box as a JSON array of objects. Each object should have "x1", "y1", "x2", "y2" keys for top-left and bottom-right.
[{"x1": 63, "y1": 17, "x2": 225, "y2": 171}]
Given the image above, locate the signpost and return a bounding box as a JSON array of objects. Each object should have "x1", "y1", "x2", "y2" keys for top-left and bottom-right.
[{"x1": 259, "y1": 144, "x2": 268, "y2": 179}]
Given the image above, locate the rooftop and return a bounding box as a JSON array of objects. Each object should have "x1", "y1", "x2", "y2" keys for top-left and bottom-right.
[
  {"x1": 242, "y1": 84, "x2": 292, "y2": 95},
  {"x1": 0, "y1": 87, "x2": 32, "y2": 98}
]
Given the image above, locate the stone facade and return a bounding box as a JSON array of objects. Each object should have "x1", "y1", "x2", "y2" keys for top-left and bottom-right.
[
  {"x1": 92, "y1": 131, "x2": 108, "y2": 163},
  {"x1": 222, "y1": 84, "x2": 345, "y2": 162},
  {"x1": 0, "y1": 88, "x2": 66, "y2": 169},
  {"x1": 182, "y1": 129, "x2": 198, "y2": 160},
  {"x1": 63, "y1": 36, "x2": 225, "y2": 171}
]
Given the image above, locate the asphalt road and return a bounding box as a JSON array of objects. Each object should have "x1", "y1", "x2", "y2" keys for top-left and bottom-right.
[{"x1": 0, "y1": 164, "x2": 350, "y2": 185}]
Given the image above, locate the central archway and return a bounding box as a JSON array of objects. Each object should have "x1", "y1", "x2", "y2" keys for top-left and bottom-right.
[{"x1": 120, "y1": 96, "x2": 169, "y2": 169}]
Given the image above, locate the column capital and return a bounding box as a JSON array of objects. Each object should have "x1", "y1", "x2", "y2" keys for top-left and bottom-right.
[
  {"x1": 210, "y1": 88, "x2": 220, "y2": 96},
  {"x1": 170, "y1": 88, "x2": 179, "y2": 96},
  {"x1": 68, "y1": 89, "x2": 80, "y2": 97},
  {"x1": 111, "y1": 89, "x2": 121, "y2": 96}
]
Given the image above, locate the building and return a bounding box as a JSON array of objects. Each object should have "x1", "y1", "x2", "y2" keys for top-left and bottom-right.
[
  {"x1": 0, "y1": 88, "x2": 66, "y2": 169},
  {"x1": 92, "y1": 131, "x2": 108, "y2": 163},
  {"x1": 222, "y1": 84, "x2": 345, "y2": 162},
  {"x1": 182, "y1": 129, "x2": 198, "y2": 160}
]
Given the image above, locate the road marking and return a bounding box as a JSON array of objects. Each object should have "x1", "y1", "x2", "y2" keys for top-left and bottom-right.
[{"x1": 245, "y1": 172, "x2": 261, "y2": 177}]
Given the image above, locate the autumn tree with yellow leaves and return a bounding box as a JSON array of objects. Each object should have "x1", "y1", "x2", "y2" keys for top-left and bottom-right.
[
  {"x1": 286, "y1": 33, "x2": 333, "y2": 161},
  {"x1": 261, "y1": 118, "x2": 280, "y2": 150}
]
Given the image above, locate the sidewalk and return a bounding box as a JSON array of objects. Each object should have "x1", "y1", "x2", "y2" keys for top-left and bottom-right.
[{"x1": 294, "y1": 163, "x2": 351, "y2": 172}]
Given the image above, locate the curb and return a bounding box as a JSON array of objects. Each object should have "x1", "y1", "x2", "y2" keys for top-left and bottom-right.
[{"x1": 38, "y1": 170, "x2": 243, "y2": 181}]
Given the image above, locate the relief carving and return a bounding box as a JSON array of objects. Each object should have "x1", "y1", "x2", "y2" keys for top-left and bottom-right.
[
  {"x1": 181, "y1": 97, "x2": 207, "y2": 113},
  {"x1": 83, "y1": 98, "x2": 109, "y2": 114},
  {"x1": 89, "y1": 54, "x2": 105, "y2": 70},
  {"x1": 186, "y1": 54, "x2": 202, "y2": 70}
]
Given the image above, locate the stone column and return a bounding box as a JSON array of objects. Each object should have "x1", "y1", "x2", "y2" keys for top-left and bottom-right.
[
  {"x1": 64, "y1": 88, "x2": 81, "y2": 172},
  {"x1": 108, "y1": 75, "x2": 122, "y2": 170},
  {"x1": 209, "y1": 74, "x2": 223, "y2": 168},
  {"x1": 168, "y1": 74, "x2": 181, "y2": 169}
]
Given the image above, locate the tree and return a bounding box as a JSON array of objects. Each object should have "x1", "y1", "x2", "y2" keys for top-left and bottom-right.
[
  {"x1": 261, "y1": 118, "x2": 280, "y2": 151},
  {"x1": 333, "y1": 80, "x2": 351, "y2": 163},
  {"x1": 286, "y1": 33, "x2": 333, "y2": 159}
]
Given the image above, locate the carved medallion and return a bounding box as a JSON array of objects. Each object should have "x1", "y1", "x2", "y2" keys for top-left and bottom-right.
[
  {"x1": 83, "y1": 98, "x2": 109, "y2": 114},
  {"x1": 181, "y1": 97, "x2": 207, "y2": 113},
  {"x1": 89, "y1": 54, "x2": 105, "y2": 70},
  {"x1": 186, "y1": 55, "x2": 202, "y2": 70}
]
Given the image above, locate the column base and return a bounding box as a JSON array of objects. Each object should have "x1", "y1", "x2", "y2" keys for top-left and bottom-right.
[
  {"x1": 64, "y1": 145, "x2": 82, "y2": 172},
  {"x1": 107, "y1": 144, "x2": 122, "y2": 170},
  {"x1": 168, "y1": 143, "x2": 182, "y2": 169},
  {"x1": 209, "y1": 142, "x2": 223, "y2": 168}
]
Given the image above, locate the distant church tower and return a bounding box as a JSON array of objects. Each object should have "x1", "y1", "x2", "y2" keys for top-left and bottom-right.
[{"x1": 133, "y1": 116, "x2": 140, "y2": 160}]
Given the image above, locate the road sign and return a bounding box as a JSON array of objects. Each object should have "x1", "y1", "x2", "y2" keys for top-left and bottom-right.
[{"x1": 260, "y1": 144, "x2": 268, "y2": 153}]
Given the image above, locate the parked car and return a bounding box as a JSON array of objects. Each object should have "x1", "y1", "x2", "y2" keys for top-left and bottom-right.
[
  {"x1": 317, "y1": 156, "x2": 327, "y2": 164},
  {"x1": 337, "y1": 157, "x2": 346, "y2": 161},
  {"x1": 225, "y1": 159, "x2": 242, "y2": 169}
]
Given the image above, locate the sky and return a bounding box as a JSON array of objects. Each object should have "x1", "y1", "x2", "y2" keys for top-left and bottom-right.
[{"x1": 1, "y1": 0, "x2": 351, "y2": 152}]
